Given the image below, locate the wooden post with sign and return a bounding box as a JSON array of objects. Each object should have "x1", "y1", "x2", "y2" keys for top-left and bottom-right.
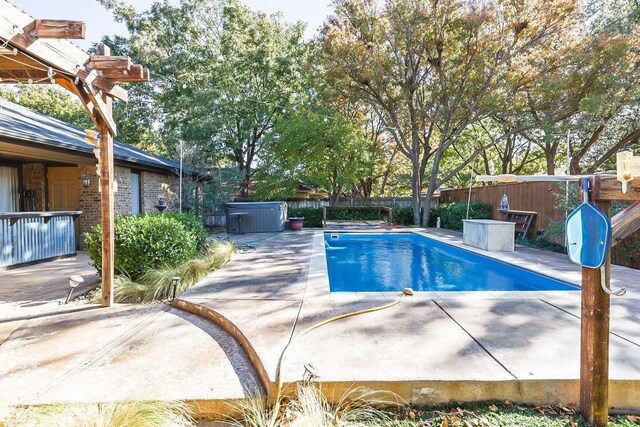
[
  {"x1": 579, "y1": 181, "x2": 611, "y2": 426},
  {"x1": 580, "y1": 175, "x2": 640, "y2": 426},
  {"x1": 472, "y1": 171, "x2": 640, "y2": 426}
]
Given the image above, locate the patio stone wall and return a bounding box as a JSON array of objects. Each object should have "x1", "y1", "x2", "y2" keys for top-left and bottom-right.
[{"x1": 21, "y1": 163, "x2": 45, "y2": 211}]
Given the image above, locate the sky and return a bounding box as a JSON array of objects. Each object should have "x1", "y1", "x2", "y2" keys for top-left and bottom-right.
[{"x1": 10, "y1": 0, "x2": 333, "y2": 50}]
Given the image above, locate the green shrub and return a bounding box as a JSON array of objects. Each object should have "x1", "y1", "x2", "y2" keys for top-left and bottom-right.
[
  {"x1": 516, "y1": 235, "x2": 566, "y2": 253},
  {"x1": 429, "y1": 202, "x2": 492, "y2": 231},
  {"x1": 288, "y1": 207, "x2": 323, "y2": 228},
  {"x1": 161, "y1": 212, "x2": 206, "y2": 250},
  {"x1": 325, "y1": 207, "x2": 381, "y2": 221},
  {"x1": 288, "y1": 206, "x2": 418, "y2": 226},
  {"x1": 113, "y1": 239, "x2": 235, "y2": 303},
  {"x1": 85, "y1": 214, "x2": 199, "y2": 279},
  {"x1": 392, "y1": 207, "x2": 415, "y2": 226}
]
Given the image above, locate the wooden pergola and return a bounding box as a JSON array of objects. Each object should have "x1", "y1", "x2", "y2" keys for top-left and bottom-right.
[{"x1": 0, "y1": 1, "x2": 149, "y2": 307}]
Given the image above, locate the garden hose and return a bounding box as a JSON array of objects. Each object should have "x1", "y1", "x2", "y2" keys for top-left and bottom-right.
[{"x1": 270, "y1": 287, "x2": 414, "y2": 417}]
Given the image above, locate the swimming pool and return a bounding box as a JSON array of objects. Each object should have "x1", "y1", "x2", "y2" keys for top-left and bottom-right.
[{"x1": 324, "y1": 233, "x2": 579, "y2": 292}]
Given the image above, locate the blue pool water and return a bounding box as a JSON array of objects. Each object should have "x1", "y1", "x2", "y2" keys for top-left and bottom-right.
[{"x1": 324, "y1": 233, "x2": 579, "y2": 292}]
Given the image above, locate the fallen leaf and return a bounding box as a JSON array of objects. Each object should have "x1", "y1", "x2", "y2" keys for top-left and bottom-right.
[
  {"x1": 567, "y1": 403, "x2": 577, "y2": 409},
  {"x1": 408, "y1": 410, "x2": 415, "y2": 419},
  {"x1": 569, "y1": 417, "x2": 577, "y2": 427},
  {"x1": 504, "y1": 400, "x2": 511, "y2": 406},
  {"x1": 488, "y1": 404, "x2": 498, "y2": 412},
  {"x1": 560, "y1": 406, "x2": 574, "y2": 414},
  {"x1": 441, "y1": 419, "x2": 449, "y2": 427},
  {"x1": 628, "y1": 414, "x2": 638, "y2": 422}
]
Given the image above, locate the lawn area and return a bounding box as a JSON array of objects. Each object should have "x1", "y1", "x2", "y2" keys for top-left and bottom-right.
[{"x1": 386, "y1": 401, "x2": 639, "y2": 427}]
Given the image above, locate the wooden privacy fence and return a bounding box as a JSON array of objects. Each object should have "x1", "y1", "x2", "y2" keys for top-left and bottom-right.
[
  {"x1": 439, "y1": 181, "x2": 640, "y2": 269},
  {"x1": 287, "y1": 196, "x2": 431, "y2": 209},
  {"x1": 440, "y1": 181, "x2": 573, "y2": 237}
]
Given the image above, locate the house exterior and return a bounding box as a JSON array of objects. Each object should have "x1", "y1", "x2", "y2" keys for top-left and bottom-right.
[{"x1": 0, "y1": 98, "x2": 202, "y2": 268}]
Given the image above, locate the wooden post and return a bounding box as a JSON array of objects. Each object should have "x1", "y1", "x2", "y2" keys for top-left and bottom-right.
[
  {"x1": 579, "y1": 181, "x2": 611, "y2": 426},
  {"x1": 97, "y1": 44, "x2": 115, "y2": 308}
]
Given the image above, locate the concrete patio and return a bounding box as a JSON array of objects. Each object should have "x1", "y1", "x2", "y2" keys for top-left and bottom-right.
[
  {"x1": 176, "y1": 229, "x2": 640, "y2": 408},
  {"x1": 0, "y1": 253, "x2": 263, "y2": 422},
  {"x1": 1, "y1": 229, "x2": 639, "y2": 423}
]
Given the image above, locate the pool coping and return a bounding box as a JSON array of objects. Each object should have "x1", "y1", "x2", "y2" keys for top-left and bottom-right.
[{"x1": 307, "y1": 228, "x2": 582, "y2": 302}]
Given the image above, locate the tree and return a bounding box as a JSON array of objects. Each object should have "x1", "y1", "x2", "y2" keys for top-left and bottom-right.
[
  {"x1": 497, "y1": 0, "x2": 640, "y2": 175},
  {"x1": 322, "y1": 0, "x2": 588, "y2": 225},
  {"x1": 100, "y1": 0, "x2": 307, "y2": 198},
  {"x1": 264, "y1": 99, "x2": 373, "y2": 205},
  {"x1": 0, "y1": 85, "x2": 94, "y2": 130}
]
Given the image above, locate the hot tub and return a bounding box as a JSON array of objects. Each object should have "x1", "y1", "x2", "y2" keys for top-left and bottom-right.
[{"x1": 225, "y1": 202, "x2": 287, "y2": 233}]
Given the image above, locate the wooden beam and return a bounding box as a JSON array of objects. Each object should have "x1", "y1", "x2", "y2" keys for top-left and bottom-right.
[
  {"x1": 100, "y1": 64, "x2": 150, "y2": 82},
  {"x1": 96, "y1": 43, "x2": 114, "y2": 308},
  {"x1": 580, "y1": 183, "x2": 611, "y2": 427},
  {"x1": 0, "y1": 4, "x2": 128, "y2": 102},
  {"x1": 34, "y1": 19, "x2": 85, "y2": 39},
  {"x1": 84, "y1": 84, "x2": 117, "y2": 136},
  {"x1": 611, "y1": 201, "x2": 640, "y2": 246},
  {"x1": 593, "y1": 174, "x2": 640, "y2": 201},
  {"x1": 98, "y1": 73, "x2": 149, "y2": 82},
  {"x1": 55, "y1": 76, "x2": 101, "y2": 131},
  {"x1": 129, "y1": 64, "x2": 144, "y2": 79},
  {"x1": 0, "y1": 69, "x2": 50, "y2": 81},
  {"x1": 99, "y1": 114, "x2": 115, "y2": 308},
  {"x1": 82, "y1": 71, "x2": 128, "y2": 103},
  {"x1": 89, "y1": 55, "x2": 131, "y2": 71},
  {"x1": 0, "y1": 46, "x2": 17, "y2": 55}
]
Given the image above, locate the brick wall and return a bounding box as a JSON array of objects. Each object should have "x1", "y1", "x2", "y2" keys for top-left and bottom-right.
[
  {"x1": 18, "y1": 161, "x2": 181, "y2": 247},
  {"x1": 21, "y1": 163, "x2": 45, "y2": 211},
  {"x1": 78, "y1": 164, "x2": 100, "y2": 241},
  {"x1": 114, "y1": 166, "x2": 132, "y2": 215},
  {"x1": 141, "y1": 171, "x2": 179, "y2": 213}
]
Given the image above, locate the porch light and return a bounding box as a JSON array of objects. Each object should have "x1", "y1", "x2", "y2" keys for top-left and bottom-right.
[
  {"x1": 82, "y1": 176, "x2": 91, "y2": 188},
  {"x1": 171, "y1": 276, "x2": 181, "y2": 301},
  {"x1": 65, "y1": 275, "x2": 84, "y2": 304},
  {"x1": 499, "y1": 193, "x2": 510, "y2": 214}
]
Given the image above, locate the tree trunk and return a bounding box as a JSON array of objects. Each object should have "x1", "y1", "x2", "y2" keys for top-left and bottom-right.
[
  {"x1": 238, "y1": 163, "x2": 252, "y2": 199},
  {"x1": 422, "y1": 147, "x2": 444, "y2": 227},
  {"x1": 545, "y1": 151, "x2": 556, "y2": 175},
  {"x1": 411, "y1": 158, "x2": 421, "y2": 225}
]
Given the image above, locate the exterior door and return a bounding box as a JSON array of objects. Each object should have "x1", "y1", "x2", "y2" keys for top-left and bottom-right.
[
  {"x1": 47, "y1": 167, "x2": 80, "y2": 248},
  {"x1": 47, "y1": 167, "x2": 79, "y2": 211}
]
